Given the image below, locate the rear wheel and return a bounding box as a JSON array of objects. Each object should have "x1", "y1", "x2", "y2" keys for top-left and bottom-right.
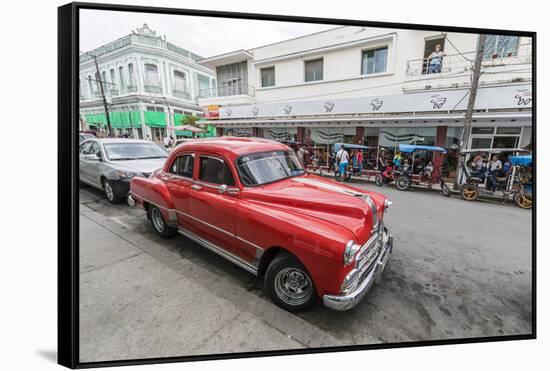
[
  {"x1": 148, "y1": 205, "x2": 177, "y2": 238},
  {"x1": 265, "y1": 253, "x2": 317, "y2": 312},
  {"x1": 395, "y1": 175, "x2": 411, "y2": 191},
  {"x1": 515, "y1": 192, "x2": 533, "y2": 209},
  {"x1": 441, "y1": 182, "x2": 451, "y2": 197},
  {"x1": 461, "y1": 184, "x2": 478, "y2": 201},
  {"x1": 103, "y1": 179, "x2": 123, "y2": 204}
]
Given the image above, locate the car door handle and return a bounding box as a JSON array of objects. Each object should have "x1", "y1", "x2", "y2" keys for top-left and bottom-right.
[{"x1": 191, "y1": 184, "x2": 202, "y2": 191}]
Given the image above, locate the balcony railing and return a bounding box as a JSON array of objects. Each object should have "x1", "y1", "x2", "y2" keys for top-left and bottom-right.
[
  {"x1": 109, "y1": 88, "x2": 119, "y2": 96},
  {"x1": 125, "y1": 85, "x2": 138, "y2": 93},
  {"x1": 172, "y1": 88, "x2": 191, "y2": 99},
  {"x1": 198, "y1": 83, "x2": 255, "y2": 98},
  {"x1": 406, "y1": 43, "x2": 532, "y2": 77},
  {"x1": 144, "y1": 84, "x2": 163, "y2": 94}
]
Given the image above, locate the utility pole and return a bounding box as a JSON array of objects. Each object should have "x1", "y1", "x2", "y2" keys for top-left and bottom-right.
[
  {"x1": 455, "y1": 33, "x2": 486, "y2": 188},
  {"x1": 85, "y1": 52, "x2": 113, "y2": 137}
]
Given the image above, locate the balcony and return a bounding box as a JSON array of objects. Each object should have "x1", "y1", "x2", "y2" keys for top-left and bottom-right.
[
  {"x1": 172, "y1": 88, "x2": 191, "y2": 99},
  {"x1": 109, "y1": 88, "x2": 119, "y2": 96},
  {"x1": 125, "y1": 85, "x2": 138, "y2": 93},
  {"x1": 406, "y1": 43, "x2": 532, "y2": 77},
  {"x1": 198, "y1": 83, "x2": 255, "y2": 98},
  {"x1": 144, "y1": 84, "x2": 163, "y2": 94}
]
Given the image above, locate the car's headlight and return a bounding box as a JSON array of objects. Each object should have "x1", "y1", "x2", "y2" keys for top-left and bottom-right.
[
  {"x1": 344, "y1": 240, "x2": 362, "y2": 266},
  {"x1": 116, "y1": 170, "x2": 139, "y2": 179},
  {"x1": 384, "y1": 198, "x2": 392, "y2": 212}
]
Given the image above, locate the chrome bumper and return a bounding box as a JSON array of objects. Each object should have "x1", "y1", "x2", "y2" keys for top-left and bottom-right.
[{"x1": 323, "y1": 229, "x2": 393, "y2": 311}]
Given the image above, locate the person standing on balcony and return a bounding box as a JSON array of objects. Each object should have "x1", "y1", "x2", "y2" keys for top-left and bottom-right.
[{"x1": 427, "y1": 44, "x2": 446, "y2": 74}]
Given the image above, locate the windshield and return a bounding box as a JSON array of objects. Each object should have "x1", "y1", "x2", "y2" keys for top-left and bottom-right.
[
  {"x1": 237, "y1": 150, "x2": 304, "y2": 186},
  {"x1": 104, "y1": 143, "x2": 168, "y2": 161}
]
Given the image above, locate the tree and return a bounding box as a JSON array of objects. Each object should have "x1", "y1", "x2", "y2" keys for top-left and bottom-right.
[{"x1": 180, "y1": 114, "x2": 202, "y2": 128}]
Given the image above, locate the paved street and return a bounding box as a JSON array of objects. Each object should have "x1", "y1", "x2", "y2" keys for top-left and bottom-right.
[{"x1": 79, "y1": 181, "x2": 532, "y2": 362}]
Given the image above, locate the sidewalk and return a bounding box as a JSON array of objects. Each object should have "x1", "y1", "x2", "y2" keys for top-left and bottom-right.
[{"x1": 79, "y1": 204, "x2": 345, "y2": 362}]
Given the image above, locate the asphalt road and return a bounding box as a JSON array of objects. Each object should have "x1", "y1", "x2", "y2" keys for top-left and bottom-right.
[{"x1": 79, "y1": 179, "x2": 532, "y2": 361}]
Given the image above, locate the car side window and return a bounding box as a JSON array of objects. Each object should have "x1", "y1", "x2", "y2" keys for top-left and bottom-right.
[
  {"x1": 90, "y1": 142, "x2": 101, "y2": 157},
  {"x1": 79, "y1": 142, "x2": 92, "y2": 155},
  {"x1": 170, "y1": 154, "x2": 194, "y2": 178},
  {"x1": 199, "y1": 156, "x2": 235, "y2": 186}
]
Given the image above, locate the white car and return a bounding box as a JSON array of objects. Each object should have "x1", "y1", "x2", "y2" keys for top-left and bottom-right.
[{"x1": 79, "y1": 138, "x2": 169, "y2": 203}]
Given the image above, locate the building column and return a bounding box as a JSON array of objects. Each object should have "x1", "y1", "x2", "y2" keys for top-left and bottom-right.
[
  {"x1": 433, "y1": 126, "x2": 447, "y2": 181},
  {"x1": 216, "y1": 127, "x2": 223, "y2": 137},
  {"x1": 297, "y1": 127, "x2": 305, "y2": 143},
  {"x1": 355, "y1": 127, "x2": 365, "y2": 144}
]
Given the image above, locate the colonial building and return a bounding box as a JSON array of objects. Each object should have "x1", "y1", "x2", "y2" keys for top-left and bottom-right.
[
  {"x1": 79, "y1": 24, "x2": 216, "y2": 141},
  {"x1": 197, "y1": 26, "x2": 532, "y2": 174}
]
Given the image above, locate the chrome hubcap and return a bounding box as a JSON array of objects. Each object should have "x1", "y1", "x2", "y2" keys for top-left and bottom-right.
[
  {"x1": 104, "y1": 182, "x2": 114, "y2": 201},
  {"x1": 151, "y1": 208, "x2": 165, "y2": 233},
  {"x1": 274, "y1": 268, "x2": 312, "y2": 306}
]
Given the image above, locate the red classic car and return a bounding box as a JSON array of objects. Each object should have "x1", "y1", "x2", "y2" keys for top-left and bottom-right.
[{"x1": 129, "y1": 137, "x2": 393, "y2": 312}]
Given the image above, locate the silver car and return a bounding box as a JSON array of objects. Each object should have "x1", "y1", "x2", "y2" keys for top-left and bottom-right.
[{"x1": 79, "y1": 138, "x2": 169, "y2": 203}]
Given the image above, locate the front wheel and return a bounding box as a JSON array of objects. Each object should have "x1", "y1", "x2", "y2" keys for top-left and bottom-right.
[
  {"x1": 148, "y1": 205, "x2": 177, "y2": 238},
  {"x1": 375, "y1": 174, "x2": 384, "y2": 186},
  {"x1": 441, "y1": 182, "x2": 451, "y2": 197},
  {"x1": 515, "y1": 192, "x2": 533, "y2": 209},
  {"x1": 265, "y1": 253, "x2": 317, "y2": 312},
  {"x1": 461, "y1": 184, "x2": 478, "y2": 201},
  {"x1": 103, "y1": 179, "x2": 123, "y2": 204},
  {"x1": 395, "y1": 175, "x2": 411, "y2": 191}
]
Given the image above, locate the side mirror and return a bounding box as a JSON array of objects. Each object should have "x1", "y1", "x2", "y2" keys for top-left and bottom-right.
[{"x1": 84, "y1": 153, "x2": 100, "y2": 161}]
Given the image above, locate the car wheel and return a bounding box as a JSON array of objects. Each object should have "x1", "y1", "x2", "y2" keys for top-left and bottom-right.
[
  {"x1": 265, "y1": 253, "x2": 317, "y2": 312},
  {"x1": 395, "y1": 175, "x2": 411, "y2": 191},
  {"x1": 148, "y1": 205, "x2": 177, "y2": 237},
  {"x1": 461, "y1": 184, "x2": 478, "y2": 201},
  {"x1": 103, "y1": 179, "x2": 123, "y2": 204},
  {"x1": 375, "y1": 174, "x2": 383, "y2": 186}
]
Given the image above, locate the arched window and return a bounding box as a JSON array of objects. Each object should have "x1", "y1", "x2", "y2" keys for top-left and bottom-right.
[
  {"x1": 144, "y1": 63, "x2": 159, "y2": 86},
  {"x1": 127, "y1": 63, "x2": 134, "y2": 86},
  {"x1": 118, "y1": 66, "x2": 125, "y2": 89},
  {"x1": 173, "y1": 70, "x2": 186, "y2": 93}
]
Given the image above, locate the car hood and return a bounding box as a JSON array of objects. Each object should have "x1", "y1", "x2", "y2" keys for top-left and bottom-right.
[
  {"x1": 242, "y1": 174, "x2": 387, "y2": 243},
  {"x1": 109, "y1": 158, "x2": 167, "y2": 174}
]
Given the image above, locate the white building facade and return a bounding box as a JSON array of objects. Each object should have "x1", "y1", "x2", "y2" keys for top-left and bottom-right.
[
  {"x1": 197, "y1": 26, "x2": 532, "y2": 174},
  {"x1": 79, "y1": 24, "x2": 216, "y2": 141}
]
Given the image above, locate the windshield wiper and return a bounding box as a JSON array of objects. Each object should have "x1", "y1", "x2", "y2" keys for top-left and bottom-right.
[{"x1": 110, "y1": 157, "x2": 138, "y2": 161}]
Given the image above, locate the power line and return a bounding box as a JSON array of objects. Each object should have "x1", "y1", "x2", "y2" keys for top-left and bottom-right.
[{"x1": 440, "y1": 32, "x2": 474, "y2": 63}]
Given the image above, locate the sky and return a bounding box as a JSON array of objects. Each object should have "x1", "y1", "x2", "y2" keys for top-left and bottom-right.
[{"x1": 80, "y1": 9, "x2": 338, "y2": 58}]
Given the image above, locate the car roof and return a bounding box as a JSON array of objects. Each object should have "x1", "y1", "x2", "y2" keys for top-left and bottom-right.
[
  {"x1": 172, "y1": 136, "x2": 290, "y2": 159},
  {"x1": 94, "y1": 138, "x2": 155, "y2": 145}
]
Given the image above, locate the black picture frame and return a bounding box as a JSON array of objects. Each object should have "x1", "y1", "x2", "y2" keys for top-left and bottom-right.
[{"x1": 58, "y1": 2, "x2": 536, "y2": 368}]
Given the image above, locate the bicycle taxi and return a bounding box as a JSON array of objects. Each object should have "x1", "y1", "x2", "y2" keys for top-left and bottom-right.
[
  {"x1": 458, "y1": 148, "x2": 531, "y2": 208},
  {"x1": 388, "y1": 144, "x2": 451, "y2": 197}
]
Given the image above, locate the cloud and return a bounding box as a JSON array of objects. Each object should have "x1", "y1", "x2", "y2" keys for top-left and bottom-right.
[{"x1": 80, "y1": 9, "x2": 337, "y2": 57}]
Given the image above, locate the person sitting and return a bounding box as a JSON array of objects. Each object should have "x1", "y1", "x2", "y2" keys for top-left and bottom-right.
[
  {"x1": 487, "y1": 155, "x2": 503, "y2": 192},
  {"x1": 402, "y1": 159, "x2": 411, "y2": 172},
  {"x1": 423, "y1": 161, "x2": 434, "y2": 179}
]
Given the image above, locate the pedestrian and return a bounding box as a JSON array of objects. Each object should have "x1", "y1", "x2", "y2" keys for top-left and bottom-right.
[
  {"x1": 427, "y1": 44, "x2": 446, "y2": 74},
  {"x1": 356, "y1": 150, "x2": 363, "y2": 175},
  {"x1": 296, "y1": 147, "x2": 304, "y2": 167},
  {"x1": 336, "y1": 145, "x2": 349, "y2": 178},
  {"x1": 163, "y1": 135, "x2": 171, "y2": 149}
]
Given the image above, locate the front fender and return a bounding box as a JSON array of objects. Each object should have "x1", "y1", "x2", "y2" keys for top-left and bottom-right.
[
  {"x1": 130, "y1": 176, "x2": 177, "y2": 226},
  {"x1": 236, "y1": 200, "x2": 355, "y2": 296}
]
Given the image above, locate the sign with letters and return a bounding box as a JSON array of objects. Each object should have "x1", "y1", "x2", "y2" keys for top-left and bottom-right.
[{"x1": 217, "y1": 84, "x2": 532, "y2": 119}]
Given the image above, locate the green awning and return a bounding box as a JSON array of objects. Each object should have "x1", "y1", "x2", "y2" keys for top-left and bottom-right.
[
  {"x1": 85, "y1": 111, "x2": 142, "y2": 128},
  {"x1": 144, "y1": 111, "x2": 167, "y2": 127}
]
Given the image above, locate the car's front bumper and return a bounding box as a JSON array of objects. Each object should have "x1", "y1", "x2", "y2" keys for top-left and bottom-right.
[{"x1": 323, "y1": 229, "x2": 393, "y2": 311}]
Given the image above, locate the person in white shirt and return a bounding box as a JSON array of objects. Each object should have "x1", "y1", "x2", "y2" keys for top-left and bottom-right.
[
  {"x1": 487, "y1": 155, "x2": 503, "y2": 192},
  {"x1": 336, "y1": 146, "x2": 349, "y2": 178},
  {"x1": 428, "y1": 44, "x2": 446, "y2": 74},
  {"x1": 163, "y1": 135, "x2": 171, "y2": 149}
]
